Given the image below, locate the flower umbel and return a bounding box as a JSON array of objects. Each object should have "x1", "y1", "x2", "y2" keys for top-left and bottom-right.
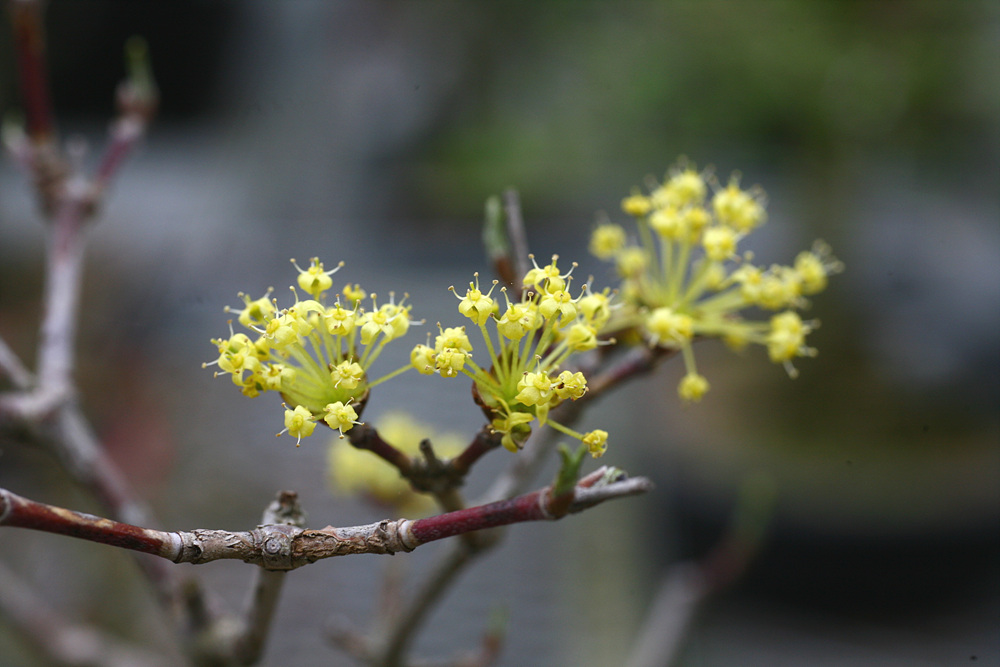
[
  {"x1": 416, "y1": 255, "x2": 611, "y2": 457},
  {"x1": 206, "y1": 258, "x2": 417, "y2": 444},
  {"x1": 593, "y1": 161, "x2": 842, "y2": 399}
]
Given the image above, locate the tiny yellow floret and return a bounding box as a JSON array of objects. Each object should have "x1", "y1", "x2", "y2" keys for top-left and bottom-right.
[
  {"x1": 435, "y1": 326, "x2": 472, "y2": 354},
  {"x1": 645, "y1": 308, "x2": 694, "y2": 347},
  {"x1": 616, "y1": 247, "x2": 649, "y2": 278},
  {"x1": 621, "y1": 193, "x2": 652, "y2": 217},
  {"x1": 702, "y1": 226, "x2": 738, "y2": 262},
  {"x1": 330, "y1": 360, "x2": 364, "y2": 389},
  {"x1": 342, "y1": 283, "x2": 366, "y2": 304},
  {"x1": 795, "y1": 250, "x2": 829, "y2": 294},
  {"x1": 665, "y1": 168, "x2": 707, "y2": 207},
  {"x1": 410, "y1": 344, "x2": 436, "y2": 375},
  {"x1": 553, "y1": 370, "x2": 588, "y2": 400},
  {"x1": 766, "y1": 311, "x2": 816, "y2": 375},
  {"x1": 582, "y1": 430, "x2": 608, "y2": 458},
  {"x1": 435, "y1": 347, "x2": 468, "y2": 378},
  {"x1": 678, "y1": 373, "x2": 710, "y2": 402},
  {"x1": 281, "y1": 405, "x2": 316, "y2": 446},
  {"x1": 515, "y1": 370, "x2": 555, "y2": 408},
  {"x1": 590, "y1": 224, "x2": 627, "y2": 259},
  {"x1": 323, "y1": 401, "x2": 360, "y2": 438},
  {"x1": 454, "y1": 274, "x2": 498, "y2": 326},
  {"x1": 292, "y1": 257, "x2": 343, "y2": 297}
]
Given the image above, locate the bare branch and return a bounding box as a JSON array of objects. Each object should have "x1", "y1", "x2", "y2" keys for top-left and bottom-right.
[
  {"x1": 232, "y1": 491, "x2": 306, "y2": 664},
  {"x1": 482, "y1": 189, "x2": 531, "y2": 292},
  {"x1": 349, "y1": 422, "x2": 504, "y2": 514},
  {"x1": 625, "y1": 474, "x2": 775, "y2": 667},
  {"x1": 501, "y1": 189, "x2": 531, "y2": 292},
  {"x1": 369, "y1": 541, "x2": 477, "y2": 667},
  {"x1": 0, "y1": 336, "x2": 32, "y2": 390},
  {"x1": 448, "y1": 424, "x2": 502, "y2": 477},
  {"x1": 0, "y1": 472, "x2": 651, "y2": 571},
  {"x1": 623, "y1": 563, "x2": 708, "y2": 667},
  {"x1": 9, "y1": 0, "x2": 56, "y2": 144},
  {"x1": 347, "y1": 422, "x2": 416, "y2": 476}
]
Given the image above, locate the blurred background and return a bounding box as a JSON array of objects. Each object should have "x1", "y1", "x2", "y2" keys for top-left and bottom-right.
[{"x1": 0, "y1": 1, "x2": 997, "y2": 665}]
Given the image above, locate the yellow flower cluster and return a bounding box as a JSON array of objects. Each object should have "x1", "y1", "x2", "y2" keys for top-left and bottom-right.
[
  {"x1": 592, "y1": 163, "x2": 841, "y2": 401},
  {"x1": 206, "y1": 258, "x2": 416, "y2": 445},
  {"x1": 412, "y1": 261, "x2": 611, "y2": 457},
  {"x1": 327, "y1": 412, "x2": 463, "y2": 515}
]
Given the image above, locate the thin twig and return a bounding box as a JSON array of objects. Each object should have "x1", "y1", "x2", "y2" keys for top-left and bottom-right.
[
  {"x1": 501, "y1": 189, "x2": 531, "y2": 291},
  {"x1": 625, "y1": 474, "x2": 776, "y2": 667},
  {"x1": 348, "y1": 423, "x2": 415, "y2": 476},
  {"x1": 9, "y1": 0, "x2": 55, "y2": 144},
  {"x1": 623, "y1": 563, "x2": 707, "y2": 667},
  {"x1": 35, "y1": 192, "x2": 89, "y2": 393},
  {"x1": 448, "y1": 424, "x2": 502, "y2": 477},
  {"x1": 373, "y1": 540, "x2": 477, "y2": 667}
]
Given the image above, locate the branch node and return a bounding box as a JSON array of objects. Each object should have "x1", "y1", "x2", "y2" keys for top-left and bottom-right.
[{"x1": 255, "y1": 523, "x2": 303, "y2": 571}]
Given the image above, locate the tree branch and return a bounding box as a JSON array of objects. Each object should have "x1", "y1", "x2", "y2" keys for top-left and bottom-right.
[
  {"x1": 501, "y1": 189, "x2": 531, "y2": 292},
  {"x1": 232, "y1": 491, "x2": 306, "y2": 664},
  {"x1": 625, "y1": 474, "x2": 776, "y2": 667},
  {"x1": 448, "y1": 424, "x2": 502, "y2": 477},
  {"x1": 0, "y1": 472, "x2": 651, "y2": 570},
  {"x1": 347, "y1": 423, "x2": 416, "y2": 476},
  {"x1": 9, "y1": 0, "x2": 55, "y2": 144}
]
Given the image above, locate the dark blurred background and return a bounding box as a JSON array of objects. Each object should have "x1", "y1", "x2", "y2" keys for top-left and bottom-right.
[{"x1": 1, "y1": 2, "x2": 997, "y2": 665}]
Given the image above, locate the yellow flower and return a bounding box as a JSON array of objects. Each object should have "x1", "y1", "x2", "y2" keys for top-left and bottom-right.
[
  {"x1": 280, "y1": 405, "x2": 316, "y2": 446},
  {"x1": 582, "y1": 430, "x2": 608, "y2": 458},
  {"x1": 678, "y1": 372, "x2": 709, "y2": 402},
  {"x1": 553, "y1": 370, "x2": 588, "y2": 400},
  {"x1": 342, "y1": 283, "x2": 366, "y2": 304},
  {"x1": 453, "y1": 273, "x2": 498, "y2": 326},
  {"x1": 702, "y1": 226, "x2": 738, "y2": 262},
  {"x1": 496, "y1": 298, "x2": 541, "y2": 341},
  {"x1": 589, "y1": 160, "x2": 840, "y2": 396},
  {"x1": 515, "y1": 370, "x2": 555, "y2": 407},
  {"x1": 621, "y1": 192, "x2": 652, "y2": 217},
  {"x1": 410, "y1": 343, "x2": 435, "y2": 375},
  {"x1": 712, "y1": 179, "x2": 766, "y2": 231},
  {"x1": 645, "y1": 308, "x2": 693, "y2": 347},
  {"x1": 590, "y1": 223, "x2": 627, "y2": 259},
  {"x1": 323, "y1": 400, "x2": 361, "y2": 437},
  {"x1": 291, "y1": 257, "x2": 343, "y2": 297},
  {"x1": 207, "y1": 259, "x2": 417, "y2": 445},
  {"x1": 423, "y1": 261, "x2": 612, "y2": 456},
  {"x1": 330, "y1": 360, "x2": 364, "y2": 389},
  {"x1": 435, "y1": 347, "x2": 468, "y2": 378},
  {"x1": 435, "y1": 326, "x2": 472, "y2": 354},
  {"x1": 523, "y1": 254, "x2": 574, "y2": 294},
  {"x1": 766, "y1": 311, "x2": 817, "y2": 377}
]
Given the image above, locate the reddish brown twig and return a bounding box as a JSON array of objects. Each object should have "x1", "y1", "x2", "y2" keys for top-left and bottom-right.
[
  {"x1": 347, "y1": 422, "x2": 415, "y2": 475},
  {"x1": 0, "y1": 472, "x2": 651, "y2": 570},
  {"x1": 449, "y1": 424, "x2": 503, "y2": 476},
  {"x1": 9, "y1": 0, "x2": 55, "y2": 144}
]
